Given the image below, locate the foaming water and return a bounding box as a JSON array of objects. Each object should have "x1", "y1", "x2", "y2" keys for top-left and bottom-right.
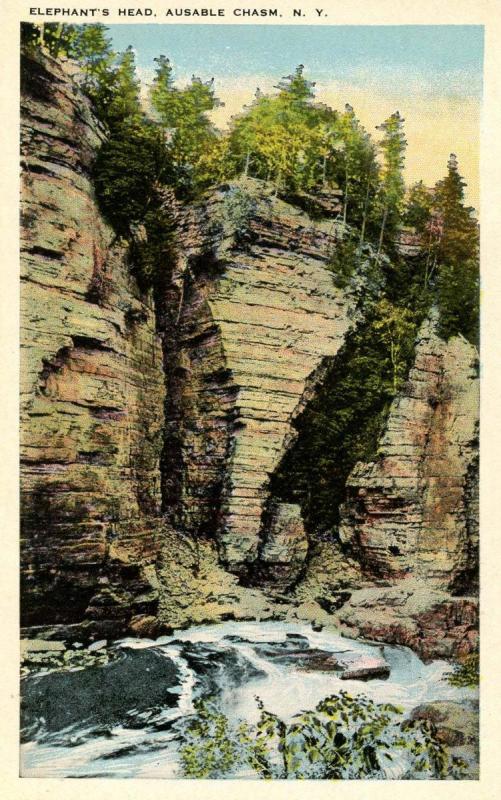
[{"x1": 20, "y1": 621, "x2": 476, "y2": 778}]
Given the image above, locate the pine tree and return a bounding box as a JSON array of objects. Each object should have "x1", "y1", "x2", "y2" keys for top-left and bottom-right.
[
  {"x1": 150, "y1": 59, "x2": 221, "y2": 195},
  {"x1": 375, "y1": 111, "x2": 407, "y2": 259},
  {"x1": 275, "y1": 64, "x2": 315, "y2": 104},
  {"x1": 105, "y1": 46, "x2": 142, "y2": 129},
  {"x1": 150, "y1": 56, "x2": 179, "y2": 127},
  {"x1": 432, "y1": 154, "x2": 479, "y2": 343}
]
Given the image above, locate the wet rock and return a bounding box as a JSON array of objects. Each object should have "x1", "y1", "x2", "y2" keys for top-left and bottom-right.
[
  {"x1": 273, "y1": 648, "x2": 340, "y2": 673},
  {"x1": 88, "y1": 639, "x2": 107, "y2": 652},
  {"x1": 180, "y1": 641, "x2": 266, "y2": 696},
  {"x1": 334, "y1": 581, "x2": 479, "y2": 661},
  {"x1": 21, "y1": 648, "x2": 180, "y2": 738},
  {"x1": 340, "y1": 656, "x2": 390, "y2": 681},
  {"x1": 128, "y1": 615, "x2": 159, "y2": 638}
]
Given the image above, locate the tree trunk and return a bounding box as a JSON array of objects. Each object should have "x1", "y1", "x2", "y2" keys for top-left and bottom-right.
[
  {"x1": 359, "y1": 179, "x2": 371, "y2": 248},
  {"x1": 321, "y1": 153, "x2": 327, "y2": 187},
  {"x1": 424, "y1": 228, "x2": 433, "y2": 288},
  {"x1": 390, "y1": 340, "x2": 399, "y2": 394},
  {"x1": 343, "y1": 167, "x2": 349, "y2": 225},
  {"x1": 274, "y1": 169, "x2": 281, "y2": 197},
  {"x1": 243, "y1": 150, "x2": 251, "y2": 177},
  {"x1": 376, "y1": 204, "x2": 389, "y2": 264}
]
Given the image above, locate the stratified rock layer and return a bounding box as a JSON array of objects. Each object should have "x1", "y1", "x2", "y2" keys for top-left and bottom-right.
[
  {"x1": 255, "y1": 502, "x2": 309, "y2": 589},
  {"x1": 20, "y1": 51, "x2": 165, "y2": 630},
  {"x1": 339, "y1": 316, "x2": 479, "y2": 589},
  {"x1": 166, "y1": 184, "x2": 357, "y2": 574}
]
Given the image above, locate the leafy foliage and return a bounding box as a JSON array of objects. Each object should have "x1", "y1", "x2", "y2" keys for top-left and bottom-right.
[
  {"x1": 208, "y1": 186, "x2": 257, "y2": 247},
  {"x1": 447, "y1": 652, "x2": 479, "y2": 688},
  {"x1": 150, "y1": 56, "x2": 223, "y2": 196},
  {"x1": 178, "y1": 692, "x2": 468, "y2": 780}
]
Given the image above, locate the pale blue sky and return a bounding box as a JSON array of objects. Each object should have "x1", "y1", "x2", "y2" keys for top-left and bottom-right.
[{"x1": 107, "y1": 24, "x2": 483, "y2": 97}]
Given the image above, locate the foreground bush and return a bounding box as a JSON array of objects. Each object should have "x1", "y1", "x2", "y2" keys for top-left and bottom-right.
[
  {"x1": 178, "y1": 691, "x2": 468, "y2": 779},
  {"x1": 447, "y1": 652, "x2": 479, "y2": 688}
]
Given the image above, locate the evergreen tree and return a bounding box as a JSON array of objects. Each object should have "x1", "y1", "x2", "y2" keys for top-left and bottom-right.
[
  {"x1": 275, "y1": 63, "x2": 315, "y2": 104},
  {"x1": 149, "y1": 56, "x2": 179, "y2": 127},
  {"x1": 335, "y1": 104, "x2": 380, "y2": 232},
  {"x1": 150, "y1": 58, "x2": 221, "y2": 195},
  {"x1": 433, "y1": 153, "x2": 478, "y2": 266},
  {"x1": 105, "y1": 46, "x2": 142, "y2": 129},
  {"x1": 432, "y1": 154, "x2": 479, "y2": 343},
  {"x1": 375, "y1": 111, "x2": 407, "y2": 258},
  {"x1": 404, "y1": 180, "x2": 433, "y2": 231}
]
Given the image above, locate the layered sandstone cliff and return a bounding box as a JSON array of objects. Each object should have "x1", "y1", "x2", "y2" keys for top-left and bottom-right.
[
  {"x1": 20, "y1": 51, "x2": 165, "y2": 632},
  {"x1": 338, "y1": 314, "x2": 479, "y2": 591},
  {"x1": 164, "y1": 184, "x2": 358, "y2": 577}
]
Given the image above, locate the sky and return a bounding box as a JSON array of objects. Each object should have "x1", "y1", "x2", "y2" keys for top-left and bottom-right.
[{"x1": 108, "y1": 25, "x2": 483, "y2": 208}]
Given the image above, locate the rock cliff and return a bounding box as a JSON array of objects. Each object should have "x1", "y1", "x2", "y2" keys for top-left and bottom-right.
[
  {"x1": 338, "y1": 315, "x2": 479, "y2": 591},
  {"x1": 20, "y1": 51, "x2": 165, "y2": 633},
  {"x1": 163, "y1": 184, "x2": 358, "y2": 577}
]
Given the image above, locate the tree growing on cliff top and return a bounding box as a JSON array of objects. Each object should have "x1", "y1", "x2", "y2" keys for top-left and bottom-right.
[
  {"x1": 149, "y1": 56, "x2": 222, "y2": 196},
  {"x1": 103, "y1": 45, "x2": 142, "y2": 129},
  {"x1": 225, "y1": 65, "x2": 325, "y2": 194},
  {"x1": 335, "y1": 104, "x2": 380, "y2": 234},
  {"x1": 429, "y1": 155, "x2": 479, "y2": 344},
  {"x1": 375, "y1": 111, "x2": 407, "y2": 259}
]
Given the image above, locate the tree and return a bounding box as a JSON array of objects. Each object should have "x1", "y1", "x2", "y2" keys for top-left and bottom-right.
[
  {"x1": 150, "y1": 58, "x2": 222, "y2": 195},
  {"x1": 431, "y1": 154, "x2": 479, "y2": 343},
  {"x1": 375, "y1": 111, "x2": 407, "y2": 259},
  {"x1": 225, "y1": 65, "x2": 330, "y2": 195},
  {"x1": 404, "y1": 181, "x2": 433, "y2": 231},
  {"x1": 275, "y1": 63, "x2": 315, "y2": 105},
  {"x1": 373, "y1": 298, "x2": 416, "y2": 393},
  {"x1": 104, "y1": 45, "x2": 142, "y2": 129},
  {"x1": 337, "y1": 105, "x2": 361, "y2": 224},
  {"x1": 93, "y1": 120, "x2": 172, "y2": 239},
  {"x1": 433, "y1": 153, "x2": 478, "y2": 266}
]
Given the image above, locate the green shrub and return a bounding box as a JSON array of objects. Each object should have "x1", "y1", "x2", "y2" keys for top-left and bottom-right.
[
  {"x1": 178, "y1": 691, "x2": 468, "y2": 780},
  {"x1": 447, "y1": 652, "x2": 479, "y2": 688}
]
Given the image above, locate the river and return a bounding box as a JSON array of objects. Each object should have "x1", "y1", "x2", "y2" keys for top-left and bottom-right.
[{"x1": 20, "y1": 621, "x2": 476, "y2": 778}]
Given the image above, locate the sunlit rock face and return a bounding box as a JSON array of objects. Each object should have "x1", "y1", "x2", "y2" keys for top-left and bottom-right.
[
  {"x1": 20, "y1": 51, "x2": 165, "y2": 631},
  {"x1": 339, "y1": 315, "x2": 479, "y2": 591},
  {"x1": 165, "y1": 183, "x2": 359, "y2": 577}
]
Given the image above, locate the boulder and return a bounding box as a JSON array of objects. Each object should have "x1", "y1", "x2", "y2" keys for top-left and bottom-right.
[
  {"x1": 256, "y1": 503, "x2": 309, "y2": 589},
  {"x1": 340, "y1": 655, "x2": 390, "y2": 681}
]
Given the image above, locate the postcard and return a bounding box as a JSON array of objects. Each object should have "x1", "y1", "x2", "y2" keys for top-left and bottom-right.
[{"x1": 2, "y1": 1, "x2": 500, "y2": 797}]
